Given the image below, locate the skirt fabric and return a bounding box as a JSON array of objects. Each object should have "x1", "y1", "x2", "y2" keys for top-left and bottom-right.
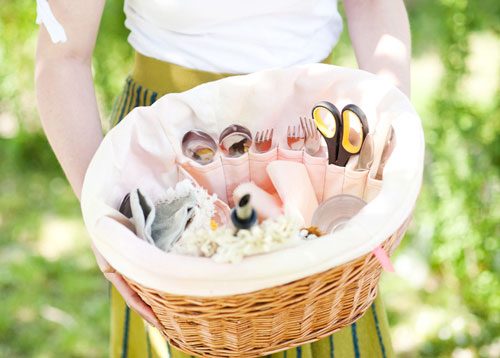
[{"x1": 108, "y1": 52, "x2": 395, "y2": 358}]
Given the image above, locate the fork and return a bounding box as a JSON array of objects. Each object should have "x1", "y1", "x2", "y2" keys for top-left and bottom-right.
[
  {"x1": 254, "y1": 128, "x2": 274, "y2": 153},
  {"x1": 300, "y1": 117, "x2": 321, "y2": 155},
  {"x1": 287, "y1": 125, "x2": 305, "y2": 150}
]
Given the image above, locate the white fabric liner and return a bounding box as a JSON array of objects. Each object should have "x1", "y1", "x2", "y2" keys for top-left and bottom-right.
[{"x1": 81, "y1": 64, "x2": 424, "y2": 297}]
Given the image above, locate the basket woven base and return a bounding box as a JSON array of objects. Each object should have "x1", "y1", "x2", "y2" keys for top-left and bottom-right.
[{"x1": 125, "y1": 217, "x2": 411, "y2": 358}]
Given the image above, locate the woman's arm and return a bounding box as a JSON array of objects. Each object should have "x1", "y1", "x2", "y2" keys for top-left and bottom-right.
[
  {"x1": 35, "y1": 0, "x2": 161, "y2": 328},
  {"x1": 344, "y1": 0, "x2": 411, "y2": 97},
  {"x1": 36, "y1": 0, "x2": 105, "y2": 200}
]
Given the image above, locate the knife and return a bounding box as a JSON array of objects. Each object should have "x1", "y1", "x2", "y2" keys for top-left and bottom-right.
[
  {"x1": 375, "y1": 127, "x2": 396, "y2": 180},
  {"x1": 355, "y1": 133, "x2": 374, "y2": 171}
]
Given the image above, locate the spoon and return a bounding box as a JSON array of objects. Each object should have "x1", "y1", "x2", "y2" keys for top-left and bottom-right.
[
  {"x1": 181, "y1": 129, "x2": 218, "y2": 165},
  {"x1": 219, "y1": 124, "x2": 253, "y2": 157}
]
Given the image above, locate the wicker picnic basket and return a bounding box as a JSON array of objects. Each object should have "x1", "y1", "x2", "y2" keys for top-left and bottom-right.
[{"x1": 81, "y1": 64, "x2": 424, "y2": 357}]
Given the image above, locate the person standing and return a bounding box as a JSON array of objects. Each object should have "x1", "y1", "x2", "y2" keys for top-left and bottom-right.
[{"x1": 35, "y1": 0, "x2": 411, "y2": 356}]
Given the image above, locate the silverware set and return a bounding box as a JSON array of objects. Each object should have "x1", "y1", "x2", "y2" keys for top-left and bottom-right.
[
  {"x1": 182, "y1": 120, "x2": 320, "y2": 165},
  {"x1": 182, "y1": 124, "x2": 254, "y2": 164},
  {"x1": 181, "y1": 107, "x2": 394, "y2": 178}
]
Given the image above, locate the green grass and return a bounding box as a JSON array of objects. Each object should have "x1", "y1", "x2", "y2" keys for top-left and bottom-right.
[{"x1": 0, "y1": 0, "x2": 498, "y2": 357}]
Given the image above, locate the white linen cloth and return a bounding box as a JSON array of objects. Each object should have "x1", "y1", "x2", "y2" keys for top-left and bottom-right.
[{"x1": 80, "y1": 64, "x2": 424, "y2": 297}]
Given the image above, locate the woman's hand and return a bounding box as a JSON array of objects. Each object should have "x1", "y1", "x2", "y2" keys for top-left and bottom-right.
[{"x1": 91, "y1": 242, "x2": 162, "y2": 329}]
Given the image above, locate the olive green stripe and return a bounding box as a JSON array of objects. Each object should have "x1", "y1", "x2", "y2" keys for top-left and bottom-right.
[
  {"x1": 135, "y1": 85, "x2": 143, "y2": 109},
  {"x1": 126, "y1": 81, "x2": 137, "y2": 116},
  {"x1": 116, "y1": 77, "x2": 132, "y2": 125},
  {"x1": 143, "y1": 88, "x2": 149, "y2": 107},
  {"x1": 121, "y1": 306, "x2": 130, "y2": 358}
]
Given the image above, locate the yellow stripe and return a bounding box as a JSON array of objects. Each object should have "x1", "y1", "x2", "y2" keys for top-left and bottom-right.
[
  {"x1": 147, "y1": 327, "x2": 169, "y2": 358},
  {"x1": 127, "y1": 306, "x2": 149, "y2": 357},
  {"x1": 332, "y1": 322, "x2": 355, "y2": 357},
  {"x1": 132, "y1": 52, "x2": 230, "y2": 94},
  {"x1": 110, "y1": 286, "x2": 127, "y2": 358},
  {"x1": 169, "y1": 345, "x2": 193, "y2": 358},
  {"x1": 355, "y1": 303, "x2": 381, "y2": 357},
  {"x1": 373, "y1": 296, "x2": 396, "y2": 357},
  {"x1": 311, "y1": 333, "x2": 333, "y2": 357}
]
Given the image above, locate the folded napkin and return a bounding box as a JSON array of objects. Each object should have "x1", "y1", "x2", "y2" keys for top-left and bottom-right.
[
  {"x1": 129, "y1": 180, "x2": 216, "y2": 252},
  {"x1": 266, "y1": 161, "x2": 319, "y2": 226}
]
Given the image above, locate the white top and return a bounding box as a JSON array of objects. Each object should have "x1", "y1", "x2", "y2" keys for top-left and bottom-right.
[
  {"x1": 35, "y1": 0, "x2": 343, "y2": 74},
  {"x1": 123, "y1": 0, "x2": 343, "y2": 74}
]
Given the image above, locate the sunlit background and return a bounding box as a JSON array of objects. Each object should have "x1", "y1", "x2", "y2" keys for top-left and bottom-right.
[{"x1": 0, "y1": 0, "x2": 498, "y2": 357}]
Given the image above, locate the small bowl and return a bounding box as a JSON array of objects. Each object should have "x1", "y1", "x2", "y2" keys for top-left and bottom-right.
[{"x1": 311, "y1": 195, "x2": 367, "y2": 234}]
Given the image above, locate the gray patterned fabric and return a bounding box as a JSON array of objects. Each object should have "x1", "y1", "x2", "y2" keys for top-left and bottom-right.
[{"x1": 129, "y1": 188, "x2": 196, "y2": 252}]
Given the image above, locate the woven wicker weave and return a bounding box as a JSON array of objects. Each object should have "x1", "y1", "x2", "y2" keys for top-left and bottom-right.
[{"x1": 124, "y1": 216, "x2": 411, "y2": 358}]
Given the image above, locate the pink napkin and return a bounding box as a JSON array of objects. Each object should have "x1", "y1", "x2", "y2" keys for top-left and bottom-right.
[
  {"x1": 266, "y1": 161, "x2": 318, "y2": 226},
  {"x1": 233, "y1": 182, "x2": 283, "y2": 221}
]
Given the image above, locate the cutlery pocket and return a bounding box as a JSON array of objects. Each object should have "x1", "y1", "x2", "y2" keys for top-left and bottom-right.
[
  {"x1": 248, "y1": 147, "x2": 278, "y2": 193},
  {"x1": 222, "y1": 153, "x2": 250, "y2": 206},
  {"x1": 363, "y1": 176, "x2": 383, "y2": 202},
  {"x1": 179, "y1": 154, "x2": 227, "y2": 203},
  {"x1": 342, "y1": 167, "x2": 369, "y2": 198},
  {"x1": 177, "y1": 165, "x2": 197, "y2": 183},
  {"x1": 277, "y1": 146, "x2": 304, "y2": 163},
  {"x1": 323, "y1": 164, "x2": 345, "y2": 201},
  {"x1": 303, "y1": 150, "x2": 327, "y2": 202}
]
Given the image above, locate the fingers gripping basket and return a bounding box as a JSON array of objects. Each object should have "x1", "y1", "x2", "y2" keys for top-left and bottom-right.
[{"x1": 81, "y1": 64, "x2": 424, "y2": 357}]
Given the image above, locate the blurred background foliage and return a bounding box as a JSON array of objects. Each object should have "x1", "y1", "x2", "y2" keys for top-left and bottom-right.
[{"x1": 0, "y1": 0, "x2": 498, "y2": 357}]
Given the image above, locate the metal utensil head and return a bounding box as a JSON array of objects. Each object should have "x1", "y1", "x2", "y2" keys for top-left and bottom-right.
[
  {"x1": 355, "y1": 133, "x2": 374, "y2": 171},
  {"x1": 219, "y1": 124, "x2": 253, "y2": 157},
  {"x1": 181, "y1": 129, "x2": 218, "y2": 165},
  {"x1": 254, "y1": 128, "x2": 274, "y2": 153},
  {"x1": 300, "y1": 116, "x2": 321, "y2": 155},
  {"x1": 286, "y1": 124, "x2": 305, "y2": 150},
  {"x1": 376, "y1": 126, "x2": 396, "y2": 179}
]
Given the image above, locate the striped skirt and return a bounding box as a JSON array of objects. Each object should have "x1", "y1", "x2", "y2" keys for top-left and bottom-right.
[{"x1": 108, "y1": 53, "x2": 395, "y2": 358}]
